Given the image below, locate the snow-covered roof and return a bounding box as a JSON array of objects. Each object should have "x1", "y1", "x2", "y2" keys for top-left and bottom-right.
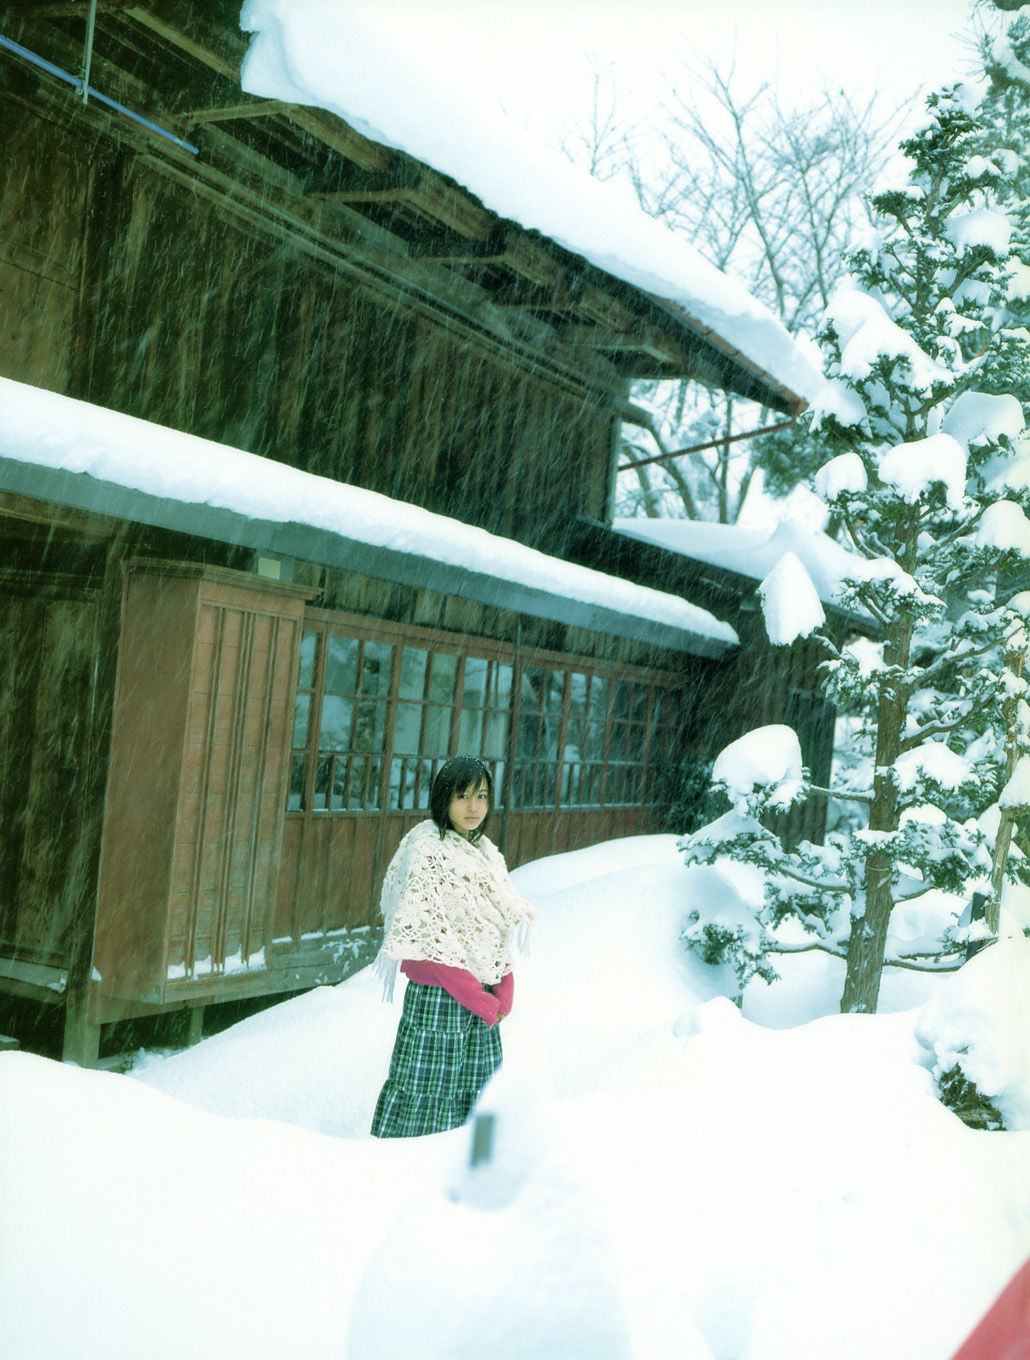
[
  {"x1": 612, "y1": 517, "x2": 868, "y2": 613},
  {"x1": 238, "y1": 1, "x2": 821, "y2": 411},
  {"x1": 0, "y1": 378, "x2": 737, "y2": 658}
]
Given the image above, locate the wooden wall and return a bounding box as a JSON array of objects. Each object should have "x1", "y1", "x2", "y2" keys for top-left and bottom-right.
[
  {"x1": 0, "y1": 91, "x2": 615, "y2": 551},
  {"x1": 0, "y1": 592, "x2": 99, "y2": 970}
]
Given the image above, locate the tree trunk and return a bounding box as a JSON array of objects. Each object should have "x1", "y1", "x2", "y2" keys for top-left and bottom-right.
[
  {"x1": 841, "y1": 538, "x2": 916, "y2": 1012},
  {"x1": 840, "y1": 850, "x2": 894, "y2": 1013}
]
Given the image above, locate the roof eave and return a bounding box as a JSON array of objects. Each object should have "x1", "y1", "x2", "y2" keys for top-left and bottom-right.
[{"x1": 0, "y1": 459, "x2": 736, "y2": 661}]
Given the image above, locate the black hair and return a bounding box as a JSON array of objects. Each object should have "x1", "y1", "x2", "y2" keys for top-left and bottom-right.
[{"x1": 429, "y1": 756, "x2": 493, "y2": 842}]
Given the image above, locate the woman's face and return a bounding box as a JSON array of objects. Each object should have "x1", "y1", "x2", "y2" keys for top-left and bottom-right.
[{"x1": 447, "y1": 780, "x2": 490, "y2": 838}]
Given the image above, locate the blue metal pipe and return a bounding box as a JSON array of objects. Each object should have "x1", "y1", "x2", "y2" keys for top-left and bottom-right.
[{"x1": 0, "y1": 32, "x2": 199, "y2": 155}]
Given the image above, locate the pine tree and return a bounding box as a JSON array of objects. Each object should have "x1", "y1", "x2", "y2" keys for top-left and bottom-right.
[{"x1": 680, "y1": 51, "x2": 1030, "y2": 1013}]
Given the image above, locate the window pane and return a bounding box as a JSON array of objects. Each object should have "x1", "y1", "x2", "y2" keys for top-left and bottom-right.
[
  {"x1": 393, "y1": 701, "x2": 423, "y2": 755},
  {"x1": 653, "y1": 687, "x2": 667, "y2": 727},
  {"x1": 625, "y1": 721, "x2": 645, "y2": 763},
  {"x1": 423, "y1": 705, "x2": 452, "y2": 753},
  {"x1": 609, "y1": 722, "x2": 630, "y2": 762},
  {"x1": 612, "y1": 680, "x2": 630, "y2": 720},
  {"x1": 462, "y1": 656, "x2": 489, "y2": 706},
  {"x1": 314, "y1": 754, "x2": 334, "y2": 810},
  {"x1": 319, "y1": 694, "x2": 354, "y2": 750},
  {"x1": 566, "y1": 715, "x2": 586, "y2": 754},
  {"x1": 521, "y1": 668, "x2": 546, "y2": 713},
  {"x1": 288, "y1": 753, "x2": 307, "y2": 811},
  {"x1": 545, "y1": 671, "x2": 565, "y2": 713},
  {"x1": 650, "y1": 723, "x2": 674, "y2": 767},
  {"x1": 481, "y1": 708, "x2": 508, "y2": 759},
  {"x1": 429, "y1": 653, "x2": 458, "y2": 703},
  {"x1": 516, "y1": 710, "x2": 540, "y2": 759},
  {"x1": 325, "y1": 634, "x2": 359, "y2": 694},
  {"x1": 399, "y1": 648, "x2": 429, "y2": 702},
  {"x1": 582, "y1": 718, "x2": 607, "y2": 760},
  {"x1": 589, "y1": 676, "x2": 609, "y2": 722},
  {"x1": 348, "y1": 755, "x2": 382, "y2": 810},
  {"x1": 494, "y1": 662, "x2": 514, "y2": 708},
  {"x1": 390, "y1": 755, "x2": 420, "y2": 810},
  {"x1": 354, "y1": 698, "x2": 388, "y2": 752},
  {"x1": 569, "y1": 672, "x2": 588, "y2": 714},
  {"x1": 292, "y1": 692, "x2": 311, "y2": 750},
  {"x1": 630, "y1": 685, "x2": 649, "y2": 725},
  {"x1": 458, "y1": 705, "x2": 484, "y2": 754},
  {"x1": 297, "y1": 630, "x2": 318, "y2": 688},
  {"x1": 360, "y1": 642, "x2": 393, "y2": 699}
]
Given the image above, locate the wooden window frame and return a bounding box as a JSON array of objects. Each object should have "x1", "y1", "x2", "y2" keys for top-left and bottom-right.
[{"x1": 287, "y1": 606, "x2": 685, "y2": 820}]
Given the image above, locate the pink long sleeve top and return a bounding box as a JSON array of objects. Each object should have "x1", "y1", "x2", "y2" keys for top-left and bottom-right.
[{"x1": 400, "y1": 959, "x2": 514, "y2": 1027}]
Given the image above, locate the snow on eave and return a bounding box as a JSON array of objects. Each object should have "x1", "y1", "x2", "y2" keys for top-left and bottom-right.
[
  {"x1": 237, "y1": 1, "x2": 821, "y2": 413},
  {"x1": 0, "y1": 378, "x2": 738, "y2": 659},
  {"x1": 612, "y1": 517, "x2": 878, "y2": 633}
]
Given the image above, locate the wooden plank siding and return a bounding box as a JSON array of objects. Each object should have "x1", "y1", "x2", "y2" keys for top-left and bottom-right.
[
  {"x1": 92, "y1": 564, "x2": 311, "y2": 1006},
  {"x1": 0, "y1": 591, "x2": 100, "y2": 969},
  {"x1": 0, "y1": 92, "x2": 616, "y2": 559}
]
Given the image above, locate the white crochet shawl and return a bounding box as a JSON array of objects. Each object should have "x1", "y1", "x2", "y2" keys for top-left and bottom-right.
[{"x1": 375, "y1": 819, "x2": 534, "y2": 995}]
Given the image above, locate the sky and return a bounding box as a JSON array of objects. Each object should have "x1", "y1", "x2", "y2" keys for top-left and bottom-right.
[{"x1": 355, "y1": 0, "x2": 986, "y2": 149}]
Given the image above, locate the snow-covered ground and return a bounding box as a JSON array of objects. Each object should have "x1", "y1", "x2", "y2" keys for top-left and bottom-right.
[{"x1": 1, "y1": 835, "x2": 1027, "y2": 1360}]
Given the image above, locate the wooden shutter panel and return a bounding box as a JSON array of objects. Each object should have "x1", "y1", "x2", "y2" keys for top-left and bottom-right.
[{"x1": 94, "y1": 562, "x2": 311, "y2": 1004}]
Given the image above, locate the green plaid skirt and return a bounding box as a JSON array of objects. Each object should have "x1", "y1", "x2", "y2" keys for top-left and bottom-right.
[{"x1": 371, "y1": 981, "x2": 502, "y2": 1138}]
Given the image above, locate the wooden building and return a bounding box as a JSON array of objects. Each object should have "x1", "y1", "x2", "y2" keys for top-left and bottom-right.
[{"x1": 0, "y1": 1, "x2": 825, "y2": 1064}]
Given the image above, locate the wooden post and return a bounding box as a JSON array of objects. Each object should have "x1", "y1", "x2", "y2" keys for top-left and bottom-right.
[
  {"x1": 469, "y1": 1112, "x2": 495, "y2": 1168},
  {"x1": 61, "y1": 547, "x2": 125, "y2": 1066},
  {"x1": 61, "y1": 1001, "x2": 101, "y2": 1068}
]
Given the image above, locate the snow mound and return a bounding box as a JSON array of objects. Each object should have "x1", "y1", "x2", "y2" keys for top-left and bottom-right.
[
  {"x1": 758, "y1": 550, "x2": 825, "y2": 644},
  {"x1": 915, "y1": 937, "x2": 1030, "y2": 1130},
  {"x1": 135, "y1": 969, "x2": 400, "y2": 1136},
  {"x1": 2, "y1": 833, "x2": 1029, "y2": 1360},
  {"x1": 713, "y1": 724, "x2": 804, "y2": 807}
]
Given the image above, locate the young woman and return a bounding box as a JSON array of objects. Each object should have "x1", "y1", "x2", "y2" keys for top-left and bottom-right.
[{"x1": 370, "y1": 756, "x2": 535, "y2": 1138}]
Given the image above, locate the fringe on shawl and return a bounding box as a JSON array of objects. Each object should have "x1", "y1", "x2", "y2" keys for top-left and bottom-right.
[
  {"x1": 371, "y1": 821, "x2": 533, "y2": 1004},
  {"x1": 373, "y1": 950, "x2": 400, "y2": 1003},
  {"x1": 513, "y1": 920, "x2": 531, "y2": 957},
  {"x1": 373, "y1": 917, "x2": 530, "y2": 1005}
]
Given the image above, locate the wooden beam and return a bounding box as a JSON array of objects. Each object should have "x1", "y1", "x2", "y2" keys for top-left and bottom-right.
[
  {"x1": 316, "y1": 169, "x2": 495, "y2": 239},
  {"x1": 0, "y1": 491, "x2": 117, "y2": 540},
  {"x1": 557, "y1": 322, "x2": 683, "y2": 365},
  {"x1": 310, "y1": 167, "x2": 425, "y2": 206},
  {"x1": 181, "y1": 99, "x2": 290, "y2": 125},
  {"x1": 408, "y1": 231, "x2": 560, "y2": 287},
  {"x1": 402, "y1": 177, "x2": 495, "y2": 239},
  {"x1": 126, "y1": 7, "x2": 391, "y2": 171},
  {"x1": 568, "y1": 282, "x2": 637, "y2": 330},
  {"x1": 0, "y1": 1, "x2": 135, "y2": 14},
  {"x1": 505, "y1": 239, "x2": 562, "y2": 289},
  {"x1": 407, "y1": 226, "x2": 509, "y2": 263}
]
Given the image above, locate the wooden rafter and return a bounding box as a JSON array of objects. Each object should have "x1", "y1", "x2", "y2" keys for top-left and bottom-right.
[
  {"x1": 557, "y1": 323, "x2": 683, "y2": 365},
  {"x1": 0, "y1": 0, "x2": 792, "y2": 398},
  {"x1": 180, "y1": 99, "x2": 291, "y2": 125},
  {"x1": 0, "y1": 0, "x2": 135, "y2": 14},
  {"x1": 127, "y1": 7, "x2": 391, "y2": 171},
  {"x1": 411, "y1": 232, "x2": 563, "y2": 291},
  {"x1": 316, "y1": 171, "x2": 494, "y2": 239},
  {"x1": 0, "y1": 492, "x2": 115, "y2": 540}
]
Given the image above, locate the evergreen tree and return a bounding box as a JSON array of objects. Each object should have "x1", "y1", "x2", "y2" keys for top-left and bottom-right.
[{"x1": 680, "y1": 52, "x2": 1030, "y2": 1013}]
